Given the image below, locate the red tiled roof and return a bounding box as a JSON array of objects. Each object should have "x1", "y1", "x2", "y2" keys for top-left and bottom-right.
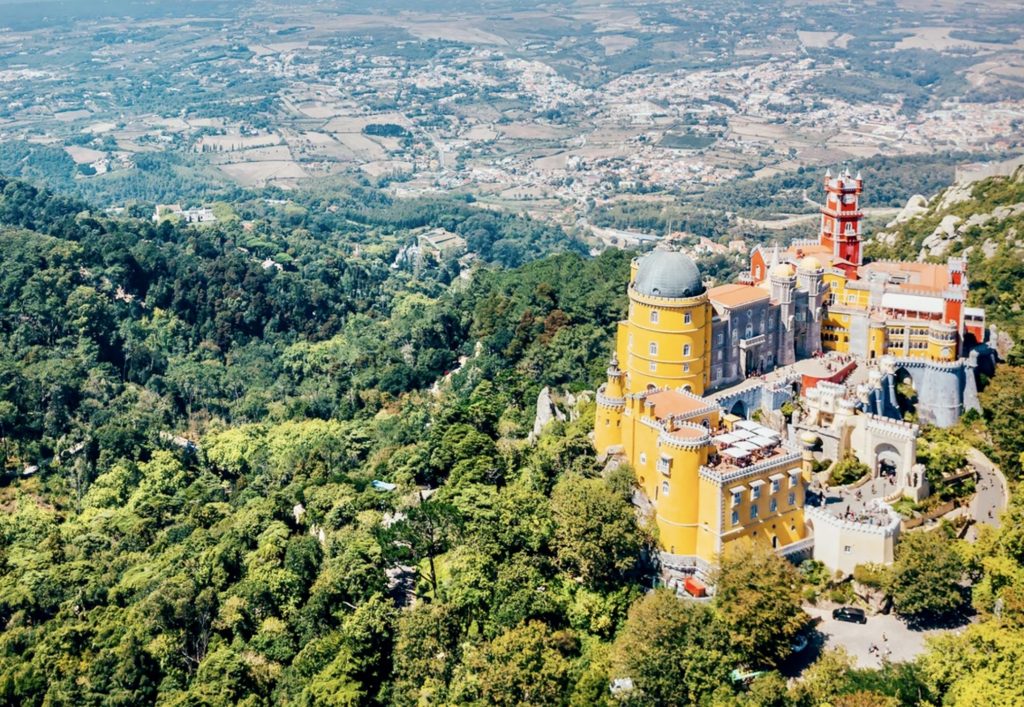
[
  {"x1": 645, "y1": 390, "x2": 709, "y2": 420},
  {"x1": 708, "y1": 283, "x2": 770, "y2": 308}
]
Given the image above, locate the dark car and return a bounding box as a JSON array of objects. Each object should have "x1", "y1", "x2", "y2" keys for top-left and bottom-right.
[{"x1": 832, "y1": 606, "x2": 868, "y2": 624}]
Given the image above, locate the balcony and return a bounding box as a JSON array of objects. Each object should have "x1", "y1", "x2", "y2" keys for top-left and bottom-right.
[{"x1": 739, "y1": 334, "x2": 765, "y2": 349}]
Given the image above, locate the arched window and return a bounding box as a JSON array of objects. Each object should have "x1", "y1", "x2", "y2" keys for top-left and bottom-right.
[
  {"x1": 661, "y1": 481, "x2": 670, "y2": 497},
  {"x1": 649, "y1": 342, "x2": 658, "y2": 356},
  {"x1": 650, "y1": 310, "x2": 659, "y2": 324},
  {"x1": 683, "y1": 344, "x2": 691, "y2": 357},
  {"x1": 684, "y1": 312, "x2": 692, "y2": 324}
]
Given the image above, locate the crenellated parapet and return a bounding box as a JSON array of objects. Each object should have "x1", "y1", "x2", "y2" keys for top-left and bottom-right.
[
  {"x1": 596, "y1": 388, "x2": 625, "y2": 409},
  {"x1": 862, "y1": 413, "x2": 919, "y2": 440},
  {"x1": 699, "y1": 448, "x2": 801, "y2": 485},
  {"x1": 658, "y1": 422, "x2": 713, "y2": 450},
  {"x1": 806, "y1": 504, "x2": 901, "y2": 539}
]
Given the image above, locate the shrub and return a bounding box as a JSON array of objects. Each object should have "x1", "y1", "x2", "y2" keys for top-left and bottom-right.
[
  {"x1": 830, "y1": 455, "x2": 870, "y2": 486},
  {"x1": 853, "y1": 563, "x2": 891, "y2": 589}
]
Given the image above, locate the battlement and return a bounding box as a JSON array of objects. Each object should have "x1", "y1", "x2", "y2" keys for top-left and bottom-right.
[
  {"x1": 886, "y1": 356, "x2": 964, "y2": 372},
  {"x1": 806, "y1": 504, "x2": 901, "y2": 538},
  {"x1": 659, "y1": 422, "x2": 713, "y2": 450},
  {"x1": 635, "y1": 385, "x2": 721, "y2": 421},
  {"x1": 699, "y1": 447, "x2": 801, "y2": 485},
  {"x1": 862, "y1": 413, "x2": 919, "y2": 440},
  {"x1": 596, "y1": 390, "x2": 625, "y2": 408}
]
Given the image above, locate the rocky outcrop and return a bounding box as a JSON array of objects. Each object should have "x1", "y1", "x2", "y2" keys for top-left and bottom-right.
[
  {"x1": 935, "y1": 181, "x2": 975, "y2": 212},
  {"x1": 989, "y1": 324, "x2": 1017, "y2": 362},
  {"x1": 915, "y1": 200, "x2": 1024, "y2": 260},
  {"x1": 886, "y1": 194, "x2": 929, "y2": 228},
  {"x1": 920, "y1": 214, "x2": 962, "y2": 258},
  {"x1": 532, "y1": 386, "x2": 568, "y2": 439}
]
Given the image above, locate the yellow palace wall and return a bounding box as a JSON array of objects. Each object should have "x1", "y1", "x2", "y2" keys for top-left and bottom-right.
[
  {"x1": 624, "y1": 290, "x2": 712, "y2": 395},
  {"x1": 612, "y1": 396, "x2": 808, "y2": 563}
]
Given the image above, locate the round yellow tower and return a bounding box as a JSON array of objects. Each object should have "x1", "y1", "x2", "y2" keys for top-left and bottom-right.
[
  {"x1": 594, "y1": 354, "x2": 626, "y2": 456},
  {"x1": 624, "y1": 251, "x2": 712, "y2": 394}
]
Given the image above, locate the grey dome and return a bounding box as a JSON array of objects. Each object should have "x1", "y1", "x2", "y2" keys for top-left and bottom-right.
[{"x1": 634, "y1": 250, "x2": 705, "y2": 298}]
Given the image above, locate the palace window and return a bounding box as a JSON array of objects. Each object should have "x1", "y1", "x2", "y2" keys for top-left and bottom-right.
[
  {"x1": 771, "y1": 479, "x2": 780, "y2": 494},
  {"x1": 788, "y1": 492, "x2": 796, "y2": 506},
  {"x1": 683, "y1": 363, "x2": 690, "y2": 372},
  {"x1": 683, "y1": 344, "x2": 691, "y2": 357},
  {"x1": 717, "y1": 332, "x2": 724, "y2": 344},
  {"x1": 649, "y1": 342, "x2": 658, "y2": 356},
  {"x1": 731, "y1": 510, "x2": 740, "y2": 526},
  {"x1": 661, "y1": 481, "x2": 670, "y2": 497},
  {"x1": 649, "y1": 361, "x2": 657, "y2": 373},
  {"x1": 639, "y1": 453, "x2": 647, "y2": 465},
  {"x1": 751, "y1": 485, "x2": 761, "y2": 500},
  {"x1": 684, "y1": 312, "x2": 692, "y2": 324},
  {"x1": 650, "y1": 310, "x2": 659, "y2": 323},
  {"x1": 770, "y1": 498, "x2": 778, "y2": 513},
  {"x1": 750, "y1": 505, "x2": 759, "y2": 520}
]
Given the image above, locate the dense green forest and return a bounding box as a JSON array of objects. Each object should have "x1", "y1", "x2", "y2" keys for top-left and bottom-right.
[{"x1": 2, "y1": 175, "x2": 1024, "y2": 705}]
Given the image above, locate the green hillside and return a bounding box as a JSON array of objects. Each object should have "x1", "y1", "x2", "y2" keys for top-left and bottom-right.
[
  {"x1": 866, "y1": 166, "x2": 1024, "y2": 360},
  {"x1": 2, "y1": 176, "x2": 1024, "y2": 705}
]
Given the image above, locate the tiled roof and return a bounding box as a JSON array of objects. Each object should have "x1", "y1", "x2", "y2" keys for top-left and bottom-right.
[{"x1": 708, "y1": 283, "x2": 770, "y2": 308}]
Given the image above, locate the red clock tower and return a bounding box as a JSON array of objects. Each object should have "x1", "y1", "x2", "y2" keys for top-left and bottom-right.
[{"x1": 819, "y1": 168, "x2": 864, "y2": 276}]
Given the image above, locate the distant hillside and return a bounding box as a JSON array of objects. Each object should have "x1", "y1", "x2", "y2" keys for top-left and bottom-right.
[{"x1": 866, "y1": 165, "x2": 1024, "y2": 361}]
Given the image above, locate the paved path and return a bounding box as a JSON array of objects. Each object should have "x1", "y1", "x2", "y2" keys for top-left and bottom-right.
[
  {"x1": 803, "y1": 606, "x2": 951, "y2": 669},
  {"x1": 966, "y1": 447, "x2": 1007, "y2": 536}
]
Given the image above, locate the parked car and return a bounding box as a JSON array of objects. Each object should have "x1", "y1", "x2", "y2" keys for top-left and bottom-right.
[{"x1": 832, "y1": 606, "x2": 867, "y2": 624}]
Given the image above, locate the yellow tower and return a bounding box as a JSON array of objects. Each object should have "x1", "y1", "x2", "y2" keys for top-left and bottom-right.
[
  {"x1": 593, "y1": 249, "x2": 810, "y2": 574},
  {"x1": 594, "y1": 354, "x2": 626, "y2": 455},
  {"x1": 622, "y1": 251, "x2": 712, "y2": 394}
]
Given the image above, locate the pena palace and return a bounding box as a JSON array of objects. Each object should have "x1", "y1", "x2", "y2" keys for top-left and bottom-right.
[{"x1": 593, "y1": 169, "x2": 992, "y2": 584}]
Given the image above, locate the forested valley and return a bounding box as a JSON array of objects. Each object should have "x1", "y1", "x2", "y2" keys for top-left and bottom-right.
[{"x1": 3, "y1": 175, "x2": 1024, "y2": 705}]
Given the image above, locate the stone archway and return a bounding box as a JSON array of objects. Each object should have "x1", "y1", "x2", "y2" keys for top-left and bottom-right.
[
  {"x1": 730, "y1": 400, "x2": 748, "y2": 419},
  {"x1": 874, "y1": 442, "x2": 901, "y2": 480}
]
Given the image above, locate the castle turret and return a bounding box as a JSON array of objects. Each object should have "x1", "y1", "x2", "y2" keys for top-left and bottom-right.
[
  {"x1": 770, "y1": 263, "x2": 798, "y2": 366},
  {"x1": 595, "y1": 353, "x2": 626, "y2": 456},
  {"x1": 800, "y1": 431, "x2": 818, "y2": 483}
]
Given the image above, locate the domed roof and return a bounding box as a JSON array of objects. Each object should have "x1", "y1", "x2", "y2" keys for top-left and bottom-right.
[
  {"x1": 633, "y1": 250, "x2": 704, "y2": 298},
  {"x1": 799, "y1": 256, "x2": 823, "y2": 272},
  {"x1": 771, "y1": 262, "x2": 797, "y2": 278}
]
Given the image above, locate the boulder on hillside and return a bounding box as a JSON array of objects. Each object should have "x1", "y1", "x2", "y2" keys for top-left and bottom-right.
[
  {"x1": 935, "y1": 182, "x2": 974, "y2": 211},
  {"x1": 886, "y1": 194, "x2": 929, "y2": 228},
  {"x1": 532, "y1": 385, "x2": 568, "y2": 439},
  {"x1": 920, "y1": 214, "x2": 962, "y2": 258}
]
